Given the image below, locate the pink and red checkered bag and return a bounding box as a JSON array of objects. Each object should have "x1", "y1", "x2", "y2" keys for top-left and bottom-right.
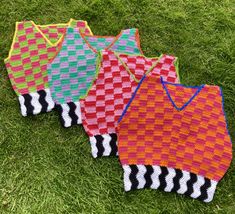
[{"x1": 80, "y1": 49, "x2": 180, "y2": 158}]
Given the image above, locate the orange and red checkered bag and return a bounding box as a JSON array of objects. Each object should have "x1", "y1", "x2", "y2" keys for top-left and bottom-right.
[
  {"x1": 117, "y1": 75, "x2": 232, "y2": 202},
  {"x1": 80, "y1": 49, "x2": 179, "y2": 158}
]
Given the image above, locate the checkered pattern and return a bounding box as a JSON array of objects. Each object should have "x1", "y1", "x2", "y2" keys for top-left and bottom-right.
[
  {"x1": 5, "y1": 20, "x2": 91, "y2": 96},
  {"x1": 85, "y1": 36, "x2": 115, "y2": 51},
  {"x1": 5, "y1": 20, "x2": 91, "y2": 116},
  {"x1": 38, "y1": 20, "x2": 91, "y2": 44},
  {"x1": 80, "y1": 50, "x2": 179, "y2": 157},
  {"x1": 117, "y1": 75, "x2": 232, "y2": 182},
  {"x1": 108, "y1": 29, "x2": 141, "y2": 54},
  {"x1": 48, "y1": 28, "x2": 142, "y2": 104},
  {"x1": 48, "y1": 27, "x2": 97, "y2": 104},
  {"x1": 47, "y1": 28, "x2": 142, "y2": 127},
  {"x1": 38, "y1": 25, "x2": 66, "y2": 45},
  {"x1": 119, "y1": 53, "x2": 179, "y2": 83}
]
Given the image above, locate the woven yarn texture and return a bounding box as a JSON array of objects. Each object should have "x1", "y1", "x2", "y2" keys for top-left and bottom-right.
[
  {"x1": 5, "y1": 19, "x2": 91, "y2": 95},
  {"x1": 118, "y1": 75, "x2": 232, "y2": 182},
  {"x1": 47, "y1": 28, "x2": 142, "y2": 105},
  {"x1": 81, "y1": 50, "x2": 179, "y2": 137}
]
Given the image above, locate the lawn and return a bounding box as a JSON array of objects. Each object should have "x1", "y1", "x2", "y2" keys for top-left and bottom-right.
[{"x1": 0, "y1": 0, "x2": 234, "y2": 213}]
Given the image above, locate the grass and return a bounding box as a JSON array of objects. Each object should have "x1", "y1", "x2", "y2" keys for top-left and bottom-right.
[{"x1": 0, "y1": 0, "x2": 234, "y2": 213}]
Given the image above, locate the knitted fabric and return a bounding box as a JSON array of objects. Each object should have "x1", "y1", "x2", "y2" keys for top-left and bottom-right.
[
  {"x1": 47, "y1": 28, "x2": 143, "y2": 127},
  {"x1": 80, "y1": 50, "x2": 179, "y2": 158},
  {"x1": 117, "y1": 75, "x2": 232, "y2": 202},
  {"x1": 5, "y1": 19, "x2": 92, "y2": 116}
]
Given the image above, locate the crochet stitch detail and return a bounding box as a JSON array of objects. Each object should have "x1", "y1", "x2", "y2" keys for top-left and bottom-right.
[
  {"x1": 117, "y1": 75, "x2": 232, "y2": 202},
  {"x1": 80, "y1": 50, "x2": 180, "y2": 157}
]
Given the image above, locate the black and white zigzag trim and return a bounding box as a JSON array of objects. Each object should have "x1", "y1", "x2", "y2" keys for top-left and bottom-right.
[
  {"x1": 90, "y1": 133, "x2": 118, "y2": 158},
  {"x1": 123, "y1": 165, "x2": 218, "y2": 203},
  {"x1": 56, "y1": 101, "x2": 82, "y2": 128},
  {"x1": 18, "y1": 89, "x2": 55, "y2": 116}
]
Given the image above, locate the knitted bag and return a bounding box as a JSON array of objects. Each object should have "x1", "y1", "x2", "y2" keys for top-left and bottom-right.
[
  {"x1": 117, "y1": 75, "x2": 232, "y2": 202},
  {"x1": 80, "y1": 50, "x2": 179, "y2": 158},
  {"x1": 5, "y1": 19, "x2": 92, "y2": 116},
  {"x1": 47, "y1": 28, "x2": 143, "y2": 127}
]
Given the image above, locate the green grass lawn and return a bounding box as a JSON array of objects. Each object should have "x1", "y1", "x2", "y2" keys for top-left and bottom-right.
[{"x1": 0, "y1": 0, "x2": 234, "y2": 213}]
